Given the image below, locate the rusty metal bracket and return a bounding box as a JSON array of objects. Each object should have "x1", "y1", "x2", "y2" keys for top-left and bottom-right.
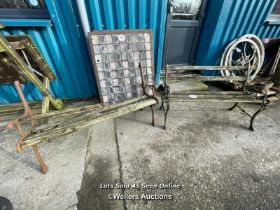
[
  {"x1": 139, "y1": 63, "x2": 159, "y2": 104},
  {"x1": 139, "y1": 63, "x2": 158, "y2": 126},
  {"x1": 6, "y1": 80, "x2": 48, "y2": 174}
]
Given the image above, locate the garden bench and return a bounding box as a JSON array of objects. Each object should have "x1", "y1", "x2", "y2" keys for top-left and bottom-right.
[
  {"x1": 1, "y1": 31, "x2": 159, "y2": 174},
  {"x1": 160, "y1": 65, "x2": 275, "y2": 131},
  {"x1": 4, "y1": 63, "x2": 158, "y2": 174},
  {"x1": 16, "y1": 94, "x2": 157, "y2": 174}
]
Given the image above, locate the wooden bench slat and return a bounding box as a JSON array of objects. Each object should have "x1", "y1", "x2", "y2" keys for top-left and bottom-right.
[
  {"x1": 16, "y1": 96, "x2": 154, "y2": 132},
  {"x1": 21, "y1": 97, "x2": 157, "y2": 148},
  {"x1": 171, "y1": 91, "x2": 248, "y2": 95},
  {"x1": 171, "y1": 95, "x2": 258, "y2": 100},
  {"x1": 165, "y1": 65, "x2": 251, "y2": 71},
  {"x1": 171, "y1": 98, "x2": 262, "y2": 103},
  {"x1": 166, "y1": 75, "x2": 246, "y2": 81}
]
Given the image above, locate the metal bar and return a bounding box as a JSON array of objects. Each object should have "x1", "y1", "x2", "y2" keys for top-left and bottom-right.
[
  {"x1": 151, "y1": 105, "x2": 155, "y2": 126},
  {"x1": 249, "y1": 106, "x2": 267, "y2": 131},
  {"x1": 32, "y1": 145, "x2": 48, "y2": 174},
  {"x1": 236, "y1": 105, "x2": 252, "y2": 118},
  {"x1": 228, "y1": 102, "x2": 238, "y2": 111}
]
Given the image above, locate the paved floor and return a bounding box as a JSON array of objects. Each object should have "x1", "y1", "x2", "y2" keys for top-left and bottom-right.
[
  {"x1": 0, "y1": 127, "x2": 90, "y2": 210},
  {"x1": 1, "y1": 99, "x2": 280, "y2": 210}
]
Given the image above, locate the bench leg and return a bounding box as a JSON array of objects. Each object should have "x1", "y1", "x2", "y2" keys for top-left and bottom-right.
[
  {"x1": 32, "y1": 144, "x2": 48, "y2": 174},
  {"x1": 159, "y1": 101, "x2": 164, "y2": 110},
  {"x1": 6, "y1": 81, "x2": 34, "y2": 130},
  {"x1": 228, "y1": 102, "x2": 238, "y2": 111},
  {"x1": 164, "y1": 104, "x2": 170, "y2": 130},
  {"x1": 249, "y1": 105, "x2": 267, "y2": 132},
  {"x1": 150, "y1": 105, "x2": 155, "y2": 126}
]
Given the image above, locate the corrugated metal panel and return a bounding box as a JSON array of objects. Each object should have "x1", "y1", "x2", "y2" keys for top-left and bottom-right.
[
  {"x1": 196, "y1": 0, "x2": 279, "y2": 72},
  {"x1": 85, "y1": 0, "x2": 168, "y2": 84},
  {"x1": 0, "y1": 0, "x2": 168, "y2": 104},
  {"x1": 0, "y1": 0, "x2": 97, "y2": 104}
]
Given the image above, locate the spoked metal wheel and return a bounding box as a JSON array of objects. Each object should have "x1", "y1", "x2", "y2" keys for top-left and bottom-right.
[{"x1": 220, "y1": 34, "x2": 265, "y2": 83}]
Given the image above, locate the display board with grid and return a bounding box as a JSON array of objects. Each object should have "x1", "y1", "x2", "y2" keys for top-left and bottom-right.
[{"x1": 89, "y1": 30, "x2": 155, "y2": 104}]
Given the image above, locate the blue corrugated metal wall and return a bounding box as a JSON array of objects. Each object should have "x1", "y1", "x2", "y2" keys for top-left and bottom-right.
[
  {"x1": 0, "y1": 0, "x2": 168, "y2": 104},
  {"x1": 0, "y1": 0, "x2": 96, "y2": 104},
  {"x1": 84, "y1": 0, "x2": 168, "y2": 84},
  {"x1": 196, "y1": 0, "x2": 279, "y2": 69}
]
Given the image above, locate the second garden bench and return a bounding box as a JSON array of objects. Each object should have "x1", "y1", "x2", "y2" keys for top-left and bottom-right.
[{"x1": 160, "y1": 65, "x2": 275, "y2": 131}]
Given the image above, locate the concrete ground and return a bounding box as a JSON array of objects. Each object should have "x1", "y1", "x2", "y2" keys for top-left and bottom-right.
[{"x1": 1, "y1": 94, "x2": 280, "y2": 209}]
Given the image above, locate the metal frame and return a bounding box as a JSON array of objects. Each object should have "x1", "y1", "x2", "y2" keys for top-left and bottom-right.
[{"x1": 0, "y1": 35, "x2": 64, "y2": 174}]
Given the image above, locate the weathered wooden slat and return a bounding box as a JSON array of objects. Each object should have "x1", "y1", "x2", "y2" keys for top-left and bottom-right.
[
  {"x1": 165, "y1": 65, "x2": 251, "y2": 71},
  {"x1": 166, "y1": 75, "x2": 246, "y2": 81},
  {"x1": 171, "y1": 91, "x2": 248, "y2": 95},
  {"x1": 32, "y1": 108, "x2": 103, "y2": 132},
  {"x1": 22, "y1": 98, "x2": 156, "y2": 148},
  {"x1": 0, "y1": 97, "x2": 99, "y2": 114},
  {"x1": 21, "y1": 96, "x2": 150, "y2": 122},
  {"x1": 0, "y1": 101, "x2": 42, "y2": 113},
  {"x1": 0, "y1": 100, "x2": 99, "y2": 124},
  {"x1": 31, "y1": 98, "x2": 155, "y2": 135},
  {"x1": 0, "y1": 42, "x2": 25, "y2": 52},
  {"x1": 171, "y1": 94, "x2": 258, "y2": 100},
  {"x1": 171, "y1": 98, "x2": 262, "y2": 103},
  {"x1": 7, "y1": 97, "x2": 151, "y2": 132},
  {"x1": 30, "y1": 96, "x2": 156, "y2": 132},
  {"x1": 165, "y1": 73, "x2": 202, "y2": 77}
]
